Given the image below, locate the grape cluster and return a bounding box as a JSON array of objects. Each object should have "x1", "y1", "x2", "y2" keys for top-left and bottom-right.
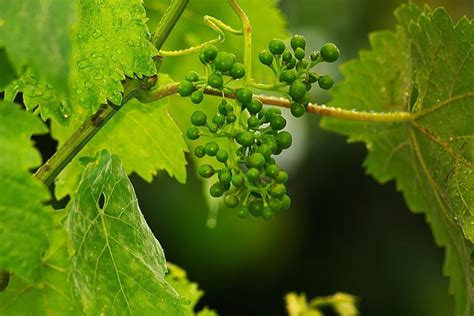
[{"x1": 258, "y1": 35, "x2": 340, "y2": 117}]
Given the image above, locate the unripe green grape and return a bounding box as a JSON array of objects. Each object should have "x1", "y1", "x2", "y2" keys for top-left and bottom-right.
[
  {"x1": 257, "y1": 144, "x2": 272, "y2": 159},
  {"x1": 218, "y1": 100, "x2": 228, "y2": 115},
  {"x1": 214, "y1": 52, "x2": 235, "y2": 72},
  {"x1": 230, "y1": 63, "x2": 246, "y2": 79},
  {"x1": 308, "y1": 72, "x2": 319, "y2": 83},
  {"x1": 282, "y1": 51, "x2": 293, "y2": 63},
  {"x1": 258, "y1": 50, "x2": 274, "y2": 66},
  {"x1": 236, "y1": 131, "x2": 255, "y2": 147},
  {"x1": 216, "y1": 149, "x2": 229, "y2": 162},
  {"x1": 248, "y1": 153, "x2": 266, "y2": 169},
  {"x1": 268, "y1": 38, "x2": 286, "y2": 55},
  {"x1": 264, "y1": 108, "x2": 282, "y2": 123},
  {"x1": 205, "y1": 142, "x2": 219, "y2": 156},
  {"x1": 247, "y1": 116, "x2": 259, "y2": 128},
  {"x1": 178, "y1": 80, "x2": 194, "y2": 97},
  {"x1": 199, "y1": 51, "x2": 208, "y2": 64},
  {"x1": 280, "y1": 194, "x2": 291, "y2": 210},
  {"x1": 249, "y1": 200, "x2": 264, "y2": 217},
  {"x1": 320, "y1": 43, "x2": 340, "y2": 62},
  {"x1": 270, "y1": 115, "x2": 287, "y2": 130},
  {"x1": 280, "y1": 70, "x2": 297, "y2": 83},
  {"x1": 298, "y1": 59, "x2": 310, "y2": 69},
  {"x1": 225, "y1": 103, "x2": 234, "y2": 113},
  {"x1": 191, "y1": 90, "x2": 204, "y2": 104},
  {"x1": 276, "y1": 171, "x2": 288, "y2": 183},
  {"x1": 294, "y1": 47, "x2": 305, "y2": 60},
  {"x1": 268, "y1": 199, "x2": 281, "y2": 212},
  {"x1": 210, "y1": 182, "x2": 224, "y2": 197},
  {"x1": 191, "y1": 111, "x2": 207, "y2": 126},
  {"x1": 265, "y1": 164, "x2": 280, "y2": 179},
  {"x1": 186, "y1": 127, "x2": 200, "y2": 140},
  {"x1": 305, "y1": 83, "x2": 312, "y2": 91},
  {"x1": 185, "y1": 71, "x2": 199, "y2": 82},
  {"x1": 194, "y1": 146, "x2": 205, "y2": 158},
  {"x1": 203, "y1": 44, "x2": 218, "y2": 61},
  {"x1": 264, "y1": 139, "x2": 278, "y2": 154},
  {"x1": 276, "y1": 131, "x2": 292, "y2": 149},
  {"x1": 226, "y1": 113, "x2": 237, "y2": 123},
  {"x1": 289, "y1": 80, "x2": 306, "y2": 101},
  {"x1": 310, "y1": 51, "x2": 320, "y2": 61},
  {"x1": 318, "y1": 75, "x2": 334, "y2": 90},
  {"x1": 236, "y1": 88, "x2": 253, "y2": 105},
  {"x1": 291, "y1": 102, "x2": 305, "y2": 118},
  {"x1": 207, "y1": 123, "x2": 218, "y2": 133},
  {"x1": 208, "y1": 73, "x2": 224, "y2": 89},
  {"x1": 262, "y1": 207, "x2": 274, "y2": 220},
  {"x1": 285, "y1": 57, "x2": 297, "y2": 69},
  {"x1": 237, "y1": 206, "x2": 249, "y2": 218},
  {"x1": 247, "y1": 99, "x2": 263, "y2": 115},
  {"x1": 198, "y1": 164, "x2": 214, "y2": 178},
  {"x1": 270, "y1": 183, "x2": 286, "y2": 198},
  {"x1": 218, "y1": 169, "x2": 232, "y2": 185},
  {"x1": 224, "y1": 194, "x2": 239, "y2": 208},
  {"x1": 212, "y1": 114, "x2": 226, "y2": 127},
  {"x1": 290, "y1": 34, "x2": 306, "y2": 50},
  {"x1": 246, "y1": 168, "x2": 260, "y2": 182},
  {"x1": 231, "y1": 174, "x2": 244, "y2": 187}
]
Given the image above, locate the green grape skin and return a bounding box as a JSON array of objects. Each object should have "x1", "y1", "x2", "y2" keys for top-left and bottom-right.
[
  {"x1": 203, "y1": 44, "x2": 218, "y2": 61},
  {"x1": 186, "y1": 127, "x2": 200, "y2": 140},
  {"x1": 230, "y1": 63, "x2": 246, "y2": 79},
  {"x1": 276, "y1": 131, "x2": 292, "y2": 150},
  {"x1": 268, "y1": 199, "x2": 281, "y2": 212},
  {"x1": 185, "y1": 71, "x2": 199, "y2": 82},
  {"x1": 264, "y1": 138, "x2": 278, "y2": 154},
  {"x1": 282, "y1": 51, "x2": 293, "y2": 63},
  {"x1": 208, "y1": 123, "x2": 218, "y2": 133},
  {"x1": 310, "y1": 51, "x2": 320, "y2": 61},
  {"x1": 247, "y1": 99, "x2": 263, "y2": 115},
  {"x1": 216, "y1": 149, "x2": 229, "y2": 162},
  {"x1": 236, "y1": 131, "x2": 255, "y2": 147},
  {"x1": 236, "y1": 88, "x2": 253, "y2": 105},
  {"x1": 191, "y1": 90, "x2": 204, "y2": 104},
  {"x1": 289, "y1": 80, "x2": 306, "y2": 101},
  {"x1": 198, "y1": 164, "x2": 214, "y2": 178},
  {"x1": 212, "y1": 114, "x2": 226, "y2": 127},
  {"x1": 249, "y1": 200, "x2": 264, "y2": 217},
  {"x1": 224, "y1": 194, "x2": 240, "y2": 208},
  {"x1": 194, "y1": 146, "x2": 206, "y2": 158},
  {"x1": 247, "y1": 116, "x2": 259, "y2": 128},
  {"x1": 218, "y1": 169, "x2": 232, "y2": 185},
  {"x1": 262, "y1": 207, "x2": 274, "y2": 220},
  {"x1": 290, "y1": 34, "x2": 306, "y2": 50},
  {"x1": 231, "y1": 174, "x2": 244, "y2": 187},
  {"x1": 308, "y1": 72, "x2": 319, "y2": 83},
  {"x1": 218, "y1": 101, "x2": 228, "y2": 115},
  {"x1": 205, "y1": 142, "x2": 219, "y2": 156},
  {"x1": 237, "y1": 206, "x2": 249, "y2": 218},
  {"x1": 276, "y1": 171, "x2": 289, "y2": 183},
  {"x1": 226, "y1": 113, "x2": 237, "y2": 123},
  {"x1": 320, "y1": 43, "x2": 340, "y2": 62},
  {"x1": 248, "y1": 153, "x2": 266, "y2": 169},
  {"x1": 178, "y1": 80, "x2": 194, "y2": 97},
  {"x1": 246, "y1": 168, "x2": 260, "y2": 182},
  {"x1": 318, "y1": 75, "x2": 334, "y2": 90},
  {"x1": 208, "y1": 73, "x2": 224, "y2": 89},
  {"x1": 294, "y1": 47, "x2": 305, "y2": 60},
  {"x1": 280, "y1": 194, "x2": 291, "y2": 210},
  {"x1": 191, "y1": 111, "x2": 207, "y2": 126},
  {"x1": 214, "y1": 52, "x2": 235, "y2": 72},
  {"x1": 270, "y1": 183, "x2": 286, "y2": 198},
  {"x1": 270, "y1": 115, "x2": 287, "y2": 130},
  {"x1": 265, "y1": 164, "x2": 280, "y2": 179},
  {"x1": 291, "y1": 102, "x2": 305, "y2": 117},
  {"x1": 210, "y1": 182, "x2": 225, "y2": 197},
  {"x1": 257, "y1": 144, "x2": 272, "y2": 159},
  {"x1": 285, "y1": 57, "x2": 297, "y2": 69},
  {"x1": 199, "y1": 51, "x2": 208, "y2": 64},
  {"x1": 268, "y1": 38, "x2": 286, "y2": 55},
  {"x1": 280, "y1": 70, "x2": 297, "y2": 83},
  {"x1": 258, "y1": 50, "x2": 274, "y2": 66},
  {"x1": 264, "y1": 108, "x2": 282, "y2": 122}
]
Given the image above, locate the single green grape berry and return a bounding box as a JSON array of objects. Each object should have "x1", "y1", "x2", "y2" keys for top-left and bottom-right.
[
  {"x1": 264, "y1": 108, "x2": 282, "y2": 122},
  {"x1": 191, "y1": 90, "x2": 204, "y2": 104},
  {"x1": 226, "y1": 103, "x2": 234, "y2": 113},
  {"x1": 177, "y1": 80, "x2": 194, "y2": 97},
  {"x1": 208, "y1": 73, "x2": 224, "y2": 89},
  {"x1": 276, "y1": 131, "x2": 292, "y2": 150},
  {"x1": 282, "y1": 51, "x2": 293, "y2": 63},
  {"x1": 308, "y1": 72, "x2": 319, "y2": 83},
  {"x1": 236, "y1": 88, "x2": 253, "y2": 105},
  {"x1": 194, "y1": 146, "x2": 205, "y2": 158},
  {"x1": 305, "y1": 83, "x2": 312, "y2": 91},
  {"x1": 224, "y1": 194, "x2": 240, "y2": 208},
  {"x1": 185, "y1": 71, "x2": 199, "y2": 82},
  {"x1": 268, "y1": 199, "x2": 282, "y2": 212},
  {"x1": 231, "y1": 174, "x2": 244, "y2": 187},
  {"x1": 280, "y1": 194, "x2": 291, "y2": 210},
  {"x1": 246, "y1": 168, "x2": 260, "y2": 182},
  {"x1": 230, "y1": 63, "x2": 246, "y2": 79},
  {"x1": 216, "y1": 149, "x2": 229, "y2": 163},
  {"x1": 291, "y1": 102, "x2": 305, "y2": 118},
  {"x1": 212, "y1": 114, "x2": 226, "y2": 127},
  {"x1": 199, "y1": 51, "x2": 208, "y2": 64},
  {"x1": 249, "y1": 200, "x2": 264, "y2": 217},
  {"x1": 218, "y1": 101, "x2": 228, "y2": 115},
  {"x1": 205, "y1": 142, "x2": 219, "y2": 156},
  {"x1": 186, "y1": 127, "x2": 200, "y2": 140},
  {"x1": 285, "y1": 57, "x2": 297, "y2": 69},
  {"x1": 258, "y1": 50, "x2": 274, "y2": 66},
  {"x1": 318, "y1": 75, "x2": 334, "y2": 90},
  {"x1": 207, "y1": 123, "x2": 218, "y2": 133},
  {"x1": 270, "y1": 183, "x2": 286, "y2": 198},
  {"x1": 265, "y1": 139, "x2": 278, "y2": 154},
  {"x1": 247, "y1": 99, "x2": 263, "y2": 115},
  {"x1": 214, "y1": 52, "x2": 235, "y2": 72},
  {"x1": 276, "y1": 170, "x2": 289, "y2": 183},
  {"x1": 289, "y1": 80, "x2": 306, "y2": 102},
  {"x1": 257, "y1": 144, "x2": 272, "y2": 159},
  {"x1": 291, "y1": 34, "x2": 306, "y2": 50},
  {"x1": 265, "y1": 164, "x2": 280, "y2": 179},
  {"x1": 198, "y1": 164, "x2": 214, "y2": 178},
  {"x1": 191, "y1": 111, "x2": 207, "y2": 126},
  {"x1": 248, "y1": 153, "x2": 266, "y2": 169},
  {"x1": 210, "y1": 182, "x2": 225, "y2": 197},
  {"x1": 218, "y1": 169, "x2": 232, "y2": 185},
  {"x1": 294, "y1": 47, "x2": 305, "y2": 60},
  {"x1": 262, "y1": 207, "x2": 274, "y2": 220},
  {"x1": 236, "y1": 131, "x2": 255, "y2": 147},
  {"x1": 280, "y1": 70, "x2": 297, "y2": 83},
  {"x1": 226, "y1": 113, "x2": 237, "y2": 123},
  {"x1": 320, "y1": 43, "x2": 340, "y2": 62},
  {"x1": 247, "y1": 116, "x2": 259, "y2": 129},
  {"x1": 203, "y1": 44, "x2": 218, "y2": 61},
  {"x1": 269, "y1": 38, "x2": 286, "y2": 55},
  {"x1": 310, "y1": 51, "x2": 320, "y2": 61},
  {"x1": 237, "y1": 206, "x2": 249, "y2": 218},
  {"x1": 270, "y1": 115, "x2": 287, "y2": 130}
]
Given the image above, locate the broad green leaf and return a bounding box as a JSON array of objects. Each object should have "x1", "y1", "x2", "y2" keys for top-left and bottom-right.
[
  {"x1": 322, "y1": 4, "x2": 474, "y2": 315},
  {"x1": 52, "y1": 76, "x2": 188, "y2": 199},
  {"x1": 66, "y1": 150, "x2": 186, "y2": 314},
  {"x1": 0, "y1": 49, "x2": 15, "y2": 90},
  {"x1": 0, "y1": 0, "x2": 75, "y2": 92},
  {"x1": 0, "y1": 102, "x2": 51, "y2": 283},
  {"x1": 0, "y1": 210, "x2": 83, "y2": 315}
]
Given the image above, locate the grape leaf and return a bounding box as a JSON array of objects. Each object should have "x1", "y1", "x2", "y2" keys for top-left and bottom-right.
[
  {"x1": 52, "y1": 76, "x2": 188, "y2": 199},
  {"x1": 0, "y1": 0, "x2": 75, "y2": 92},
  {"x1": 0, "y1": 210, "x2": 83, "y2": 315},
  {"x1": 66, "y1": 150, "x2": 186, "y2": 314},
  {"x1": 321, "y1": 4, "x2": 474, "y2": 315},
  {"x1": 0, "y1": 49, "x2": 15, "y2": 90},
  {"x1": 0, "y1": 102, "x2": 51, "y2": 283}
]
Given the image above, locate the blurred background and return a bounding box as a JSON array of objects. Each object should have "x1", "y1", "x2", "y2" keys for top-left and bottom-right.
[{"x1": 136, "y1": 0, "x2": 474, "y2": 315}]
